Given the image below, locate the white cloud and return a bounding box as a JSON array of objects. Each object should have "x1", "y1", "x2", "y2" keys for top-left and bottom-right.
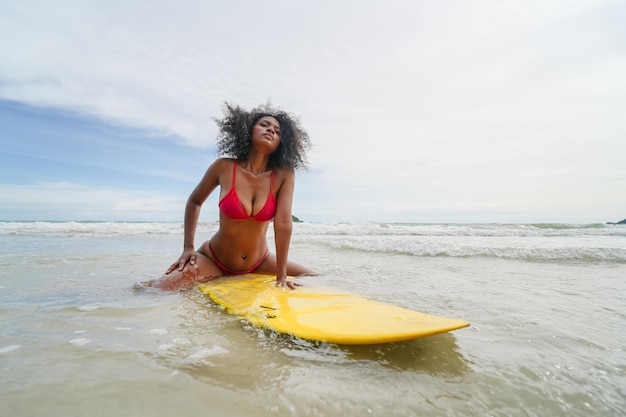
[{"x1": 0, "y1": 182, "x2": 197, "y2": 221}]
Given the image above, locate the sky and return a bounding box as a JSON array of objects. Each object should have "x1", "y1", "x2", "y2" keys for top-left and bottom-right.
[{"x1": 0, "y1": 0, "x2": 625, "y2": 224}]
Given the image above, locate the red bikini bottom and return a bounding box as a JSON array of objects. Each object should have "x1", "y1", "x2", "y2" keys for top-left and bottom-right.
[{"x1": 208, "y1": 243, "x2": 269, "y2": 275}]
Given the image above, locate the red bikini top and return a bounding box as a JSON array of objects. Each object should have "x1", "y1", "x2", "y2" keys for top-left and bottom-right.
[{"x1": 218, "y1": 162, "x2": 276, "y2": 222}]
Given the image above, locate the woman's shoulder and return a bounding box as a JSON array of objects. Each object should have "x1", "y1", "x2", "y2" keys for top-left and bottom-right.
[
  {"x1": 203, "y1": 158, "x2": 236, "y2": 180},
  {"x1": 272, "y1": 166, "x2": 295, "y2": 189},
  {"x1": 215, "y1": 157, "x2": 236, "y2": 164},
  {"x1": 210, "y1": 157, "x2": 236, "y2": 169},
  {"x1": 272, "y1": 165, "x2": 295, "y2": 177}
]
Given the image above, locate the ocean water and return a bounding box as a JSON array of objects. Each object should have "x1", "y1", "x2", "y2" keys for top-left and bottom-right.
[{"x1": 0, "y1": 221, "x2": 624, "y2": 417}]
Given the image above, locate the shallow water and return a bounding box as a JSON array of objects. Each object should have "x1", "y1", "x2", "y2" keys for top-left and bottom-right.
[{"x1": 1, "y1": 222, "x2": 625, "y2": 416}]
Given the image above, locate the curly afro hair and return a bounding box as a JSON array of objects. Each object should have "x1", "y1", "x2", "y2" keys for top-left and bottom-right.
[{"x1": 214, "y1": 102, "x2": 311, "y2": 170}]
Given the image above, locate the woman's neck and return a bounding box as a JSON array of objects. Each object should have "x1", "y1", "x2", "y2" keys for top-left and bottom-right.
[{"x1": 241, "y1": 152, "x2": 270, "y2": 175}]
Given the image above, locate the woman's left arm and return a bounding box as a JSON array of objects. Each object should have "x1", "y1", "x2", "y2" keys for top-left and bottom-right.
[{"x1": 273, "y1": 168, "x2": 297, "y2": 289}]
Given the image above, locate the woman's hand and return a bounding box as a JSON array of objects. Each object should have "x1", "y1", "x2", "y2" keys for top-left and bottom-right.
[
  {"x1": 165, "y1": 247, "x2": 196, "y2": 274},
  {"x1": 276, "y1": 276, "x2": 300, "y2": 290}
]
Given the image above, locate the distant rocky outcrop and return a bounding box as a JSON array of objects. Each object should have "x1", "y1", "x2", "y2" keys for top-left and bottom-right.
[
  {"x1": 606, "y1": 218, "x2": 626, "y2": 225},
  {"x1": 292, "y1": 215, "x2": 303, "y2": 223}
]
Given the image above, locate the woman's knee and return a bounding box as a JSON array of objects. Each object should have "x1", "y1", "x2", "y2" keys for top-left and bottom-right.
[{"x1": 151, "y1": 252, "x2": 222, "y2": 290}]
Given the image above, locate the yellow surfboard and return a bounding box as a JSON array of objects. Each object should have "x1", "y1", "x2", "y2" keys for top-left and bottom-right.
[{"x1": 198, "y1": 274, "x2": 469, "y2": 345}]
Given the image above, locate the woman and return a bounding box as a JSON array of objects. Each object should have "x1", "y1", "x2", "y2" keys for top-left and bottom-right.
[{"x1": 150, "y1": 102, "x2": 314, "y2": 290}]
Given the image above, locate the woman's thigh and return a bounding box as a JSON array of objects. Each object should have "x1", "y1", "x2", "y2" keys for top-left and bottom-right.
[{"x1": 255, "y1": 253, "x2": 316, "y2": 277}]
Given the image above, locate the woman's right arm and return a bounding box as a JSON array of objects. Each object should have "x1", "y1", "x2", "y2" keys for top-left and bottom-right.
[{"x1": 166, "y1": 158, "x2": 224, "y2": 273}]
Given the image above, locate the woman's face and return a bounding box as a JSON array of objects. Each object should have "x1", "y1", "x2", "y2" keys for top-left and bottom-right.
[{"x1": 251, "y1": 116, "x2": 281, "y2": 153}]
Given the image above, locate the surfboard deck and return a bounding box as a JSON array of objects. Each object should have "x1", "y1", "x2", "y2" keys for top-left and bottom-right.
[{"x1": 198, "y1": 274, "x2": 469, "y2": 345}]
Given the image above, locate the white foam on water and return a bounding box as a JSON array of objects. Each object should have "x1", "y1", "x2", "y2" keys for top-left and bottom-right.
[
  {"x1": 69, "y1": 338, "x2": 91, "y2": 346},
  {"x1": 188, "y1": 345, "x2": 229, "y2": 359},
  {"x1": 77, "y1": 304, "x2": 102, "y2": 311},
  {"x1": 0, "y1": 345, "x2": 21, "y2": 355},
  {"x1": 158, "y1": 344, "x2": 175, "y2": 351}
]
